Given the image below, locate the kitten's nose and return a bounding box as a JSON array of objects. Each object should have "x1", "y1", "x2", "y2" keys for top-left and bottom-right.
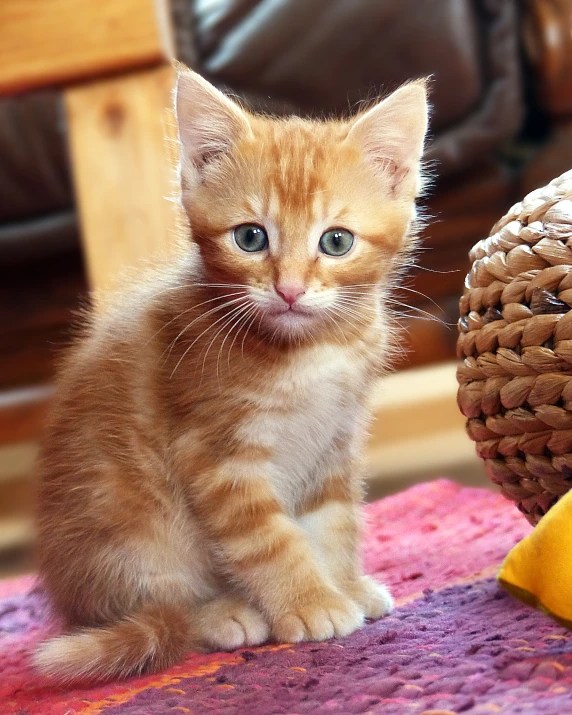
[{"x1": 275, "y1": 283, "x2": 306, "y2": 306}]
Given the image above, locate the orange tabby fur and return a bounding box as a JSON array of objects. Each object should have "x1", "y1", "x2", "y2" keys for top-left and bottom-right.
[{"x1": 34, "y1": 66, "x2": 428, "y2": 683}]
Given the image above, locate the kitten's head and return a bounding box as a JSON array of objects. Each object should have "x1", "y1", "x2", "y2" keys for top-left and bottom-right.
[{"x1": 175, "y1": 67, "x2": 428, "y2": 343}]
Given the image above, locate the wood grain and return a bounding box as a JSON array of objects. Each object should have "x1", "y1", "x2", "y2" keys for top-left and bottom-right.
[
  {"x1": 368, "y1": 362, "x2": 466, "y2": 448},
  {"x1": 0, "y1": 0, "x2": 173, "y2": 95},
  {"x1": 0, "y1": 387, "x2": 51, "y2": 449},
  {"x1": 65, "y1": 65, "x2": 186, "y2": 293},
  {"x1": 366, "y1": 362, "x2": 482, "y2": 497}
]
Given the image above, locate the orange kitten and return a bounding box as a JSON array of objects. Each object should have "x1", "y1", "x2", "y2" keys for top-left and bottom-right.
[{"x1": 34, "y1": 67, "x2": 428, "y2": 683}]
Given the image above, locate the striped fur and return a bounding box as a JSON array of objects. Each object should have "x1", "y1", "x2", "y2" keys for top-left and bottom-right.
[{"x1": 34, "y1": 67, "x2": 428, "y2": 683}]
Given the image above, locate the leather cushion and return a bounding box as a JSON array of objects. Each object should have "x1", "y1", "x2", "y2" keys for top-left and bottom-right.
[
  {"x1": 0, "y1": 0, "x2": 523, "y2": 264},
  {"x1": 189, "y1": 0, "x2": 523, "y2": 176},
  {"x1": 0, "y1": 92, "x2": 72, "y2": 224}
]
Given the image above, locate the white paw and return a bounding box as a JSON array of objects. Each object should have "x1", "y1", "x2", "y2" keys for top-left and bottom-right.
[
  {"x1": 272, "y1": 590, "x2": 364, "y2": 643},
  {"x1": 352, "y1": 576, "x2": 393, "y2": 620},
  {"x1": 198, "y1": 596, "x2": 270, "y2": 651}
]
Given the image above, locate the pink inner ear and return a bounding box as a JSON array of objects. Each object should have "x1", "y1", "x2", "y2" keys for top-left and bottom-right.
[
  {"x1": 390, "y1": 164, "x2": 411, "y2": 194},
  {"x1": 373, "y1": 157, "x2": 410, "y2": 194},
  {"x1": 375, "y1": 157, "x2": 398, "y2": 176}
]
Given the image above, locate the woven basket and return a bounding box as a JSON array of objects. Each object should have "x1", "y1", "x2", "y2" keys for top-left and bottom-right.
[{"x1": 457, "y1": 170, "x2": 572, "y2": 525}]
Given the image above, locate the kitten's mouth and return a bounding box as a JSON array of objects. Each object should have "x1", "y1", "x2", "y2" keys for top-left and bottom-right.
[
  {"x1": 261, "y1": 304, "x2": 317, "y2": 337},
  {"x1": 269, "y1": 305, "x2": 313, "y2": 318}
]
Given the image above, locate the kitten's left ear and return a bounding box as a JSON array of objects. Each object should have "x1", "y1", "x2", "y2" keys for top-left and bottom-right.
[
  {"x1": 346, "y1": 80, "x2": 429, "y2": 194},
  {"x1": 175, "y1": 65, "x2": 252, "y2": 187}
]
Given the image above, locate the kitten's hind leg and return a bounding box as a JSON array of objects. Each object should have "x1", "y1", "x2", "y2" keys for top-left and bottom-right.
[
  {"x1": 195, "y1": 595, "x2": 270, "y2": 651},
  {"x1": 35, "y1": 497, "x2": 218, "y2": 682}
]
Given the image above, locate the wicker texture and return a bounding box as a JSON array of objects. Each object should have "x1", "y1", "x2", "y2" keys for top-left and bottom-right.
[{"x1": 457, "y1": 170, "x2": 572, "y2": 524}]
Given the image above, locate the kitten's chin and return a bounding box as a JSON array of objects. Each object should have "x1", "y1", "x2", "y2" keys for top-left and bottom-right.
[{"x1": 260, "y1": 308, "x2": 316, "y2": 341}]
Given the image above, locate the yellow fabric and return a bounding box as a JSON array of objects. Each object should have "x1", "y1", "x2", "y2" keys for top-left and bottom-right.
[{"x1": 498, "y1": 489, "x2": 572, "y2": 628}]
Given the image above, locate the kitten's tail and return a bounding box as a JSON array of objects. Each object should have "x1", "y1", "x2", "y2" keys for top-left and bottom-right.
[{"x1": 33, "y1": 602, "x2": 191, "y2": 683}]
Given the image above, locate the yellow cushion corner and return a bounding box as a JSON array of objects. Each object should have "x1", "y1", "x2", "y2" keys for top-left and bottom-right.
[{"x1": 498, "y1": 489, "x2": 572, "y2": 628}]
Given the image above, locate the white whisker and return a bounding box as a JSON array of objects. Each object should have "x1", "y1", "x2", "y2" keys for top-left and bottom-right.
[
  {"x1": 202, "y1": 303, "x2": 251, "y2": 383},
  {"x1": 169, "y1": 297, "x2": 250, "y2": 378},
  {"x1": 321, "y1": 307, "x2": 349, "y2": 348},
  {"x1": 384, "y1": 299, "x2": 452, "y2": 326},
  {"x1": 401, "y1": 263, "x2": 459, "y2": 275},
  {"x1": 228, "y1": 305, "x2": 258, "y2": 368},
  {"x1": 165, "y1": 295, "x2": 250, "y2": 360},
  {"x1": 393, "y1": 285, "x2": 444, "y2": 312},
  {"x1": 331, "y1": 303, "x2": 374, "y2": 328},
  {"x1": 217, "y1": 304, "x2": 256, "y2": 379},
  {"x1": 149, "y1": 290, "x2": 247, "y2": 347},
  {"x1": 240, "y1": 309, "x2": 261, "y2": 359}
]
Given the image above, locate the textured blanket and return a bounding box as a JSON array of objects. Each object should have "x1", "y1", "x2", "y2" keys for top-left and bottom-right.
[{"x1": 2, "y1": 479, "x2": 571, "y2": 715}]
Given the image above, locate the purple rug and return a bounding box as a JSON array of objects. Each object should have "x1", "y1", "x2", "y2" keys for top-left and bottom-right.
[{"x1": 2, "y1": 480, "x2": 572, "y2": 714}]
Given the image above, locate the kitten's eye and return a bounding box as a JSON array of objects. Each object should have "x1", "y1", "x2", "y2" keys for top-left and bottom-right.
[
  {"x1": 319, "y1": 228, "x2": 354, "y2": 257},
  {"x1": 234, "y1": 224, "x2": 268, "y2": 253}
]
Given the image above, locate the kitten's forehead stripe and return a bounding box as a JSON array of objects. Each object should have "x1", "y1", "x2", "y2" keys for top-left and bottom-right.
[{"x1": 260, "y1": 123, "x2": 328, "y2": 221}]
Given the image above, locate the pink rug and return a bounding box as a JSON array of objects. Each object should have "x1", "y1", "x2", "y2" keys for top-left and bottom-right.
[{"x1": 3, "y1": 480, "x2": 571, "y2": 714}]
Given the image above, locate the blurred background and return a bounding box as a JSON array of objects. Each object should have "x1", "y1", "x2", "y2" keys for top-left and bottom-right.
[{"x1": 1, "y1": 0, "x2": 571, "y2": 575}]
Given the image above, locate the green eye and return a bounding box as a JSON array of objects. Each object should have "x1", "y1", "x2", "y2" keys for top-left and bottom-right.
[
  {"x1": 234, "y1": 224, "x2": 268, "y2": 252},
  {"x1": 319, "y1": 228, "x2": 354, "y2": 256}
]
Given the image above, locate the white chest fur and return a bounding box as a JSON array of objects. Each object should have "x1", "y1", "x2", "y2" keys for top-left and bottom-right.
[{"x1": 244, "y1": 344, "x2": 369, "y2": 511}]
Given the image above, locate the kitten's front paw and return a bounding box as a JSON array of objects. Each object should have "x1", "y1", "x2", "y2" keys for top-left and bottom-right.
[
  {"x1": 348, "y1": 576, "x2": 393, "y2": 620},
  {"x1": 272, "y1": 590, "x2": 364, "y2": 644},
  {"x1": 197, "y1": 596, "x2": 270, "y2": 651}
]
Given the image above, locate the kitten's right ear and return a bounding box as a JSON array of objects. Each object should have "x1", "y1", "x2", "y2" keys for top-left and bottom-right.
[
  {"x1": 346, "y1": 80, "x2": 429, "y2": 196},
  {"x1": 175, "y1": 66, "x2": 251, "y2": 186}
]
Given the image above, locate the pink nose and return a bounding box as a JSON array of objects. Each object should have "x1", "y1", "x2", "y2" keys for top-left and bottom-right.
[{"x1": 275, "y1": 283, "x2": 306, "y2": 306}]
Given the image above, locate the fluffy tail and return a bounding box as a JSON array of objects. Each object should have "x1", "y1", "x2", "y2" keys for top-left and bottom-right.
[{"x1": 33, "y1": 602, "x2": 191, "y2": 683}]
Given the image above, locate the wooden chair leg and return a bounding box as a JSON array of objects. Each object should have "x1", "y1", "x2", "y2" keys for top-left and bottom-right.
[{"x1": 64, "y1": 64, "x2": 184, "y2": 293}]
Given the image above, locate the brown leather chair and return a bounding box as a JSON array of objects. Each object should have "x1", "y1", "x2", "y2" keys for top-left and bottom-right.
[{"x1": 1, "y1": 0, "x2": 570, "y2": 392}]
